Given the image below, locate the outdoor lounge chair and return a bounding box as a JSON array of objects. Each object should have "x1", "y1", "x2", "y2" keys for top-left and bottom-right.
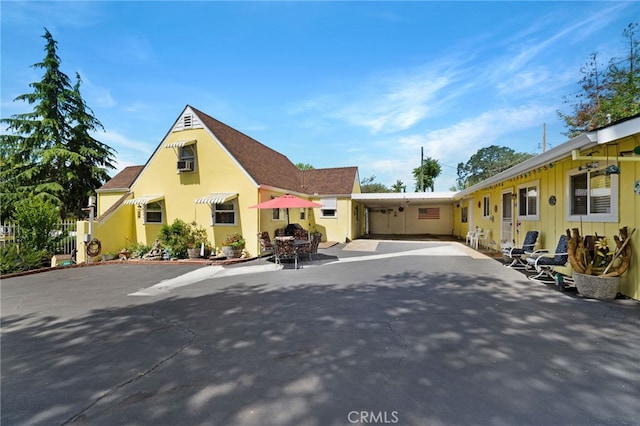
[
  {"x1": 526, "y1": 234, "x2": 571, "y2": 283},
  {"x1": 503, "y1": 230, "x2": 539, "y2": 269}
]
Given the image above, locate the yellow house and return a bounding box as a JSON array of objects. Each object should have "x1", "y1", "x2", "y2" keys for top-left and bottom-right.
[
  {"x1": 452, "y1": 115, "x2": 640, "y2": 299},
  {"x1": 77, "y1": 105, "x2": 361, "y2": 262}
]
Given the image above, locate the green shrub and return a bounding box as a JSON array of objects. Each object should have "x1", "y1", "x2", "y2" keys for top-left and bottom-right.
[
  {"x1": 0, "y1": 245, "x2": 47, "y2": 275},
  {"x1": 14, "y1": 196, "x2": 61, "y2": 253},
  {"x1": 157, "y1": 219, "x2": 190, "y2": 258}
]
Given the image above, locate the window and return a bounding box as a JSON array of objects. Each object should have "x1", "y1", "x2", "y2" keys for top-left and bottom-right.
[
  {"x1": 567, "y1": 167, "x2": 618, "y2": 222},
  {"x1": 213, "y1": 201, "x2": 237, "y2": 225},
  {"x1": 299, "y1": 208, "x2": 306, "y2": 221},
  {"x1": 145, "y1": 201, "x2": 163, "y2": 224},
  {"x1": 517, "y1": 181, "x2": 539, "y2": 220},
  {"x1": 482, "y1": 196, "x2": 490, "y2": 217},
  {"x1": 418, "y1": 208, "x2": 440, "y2": 219},
  {"x1": 183, "y1": 114, "x2": 192, "y2": 128},
  {"x1": 178, "y1": 145, "x2": 196, "y2": 172},
  {"x1": 320, "y1": 198, "x2": 337, "y2": 218},
  {"x1": 461, "y1": 206, "x2": 468, "y2": 223}
]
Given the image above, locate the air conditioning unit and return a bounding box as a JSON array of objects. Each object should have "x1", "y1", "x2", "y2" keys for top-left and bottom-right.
[{"x1": 177, "y1": 160, "x2": 193, "y2": 171}]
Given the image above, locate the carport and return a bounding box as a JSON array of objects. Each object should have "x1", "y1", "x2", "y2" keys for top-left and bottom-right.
[{"x1": 352, "y1": 192, "x2": 456, "y2": 236}]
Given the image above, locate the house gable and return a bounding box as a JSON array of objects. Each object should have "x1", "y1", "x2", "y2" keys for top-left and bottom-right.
[{"x1": 171, "y1": 108, "x2": 204, "y2": 132}]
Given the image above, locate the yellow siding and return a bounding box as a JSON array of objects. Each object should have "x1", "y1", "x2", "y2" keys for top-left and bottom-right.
[
  {"x1": 129, "y1": 128, "x2": 261, "y2": 253},
  {"x1": 97, "y1": 191, "x2": 127, "y2": 216},
  {"x1": 313, "y1": 198, "x2": 353, "y2": 243},
  {"x1": 452, "y1": 135, "x2": 640, "y2": 299}
]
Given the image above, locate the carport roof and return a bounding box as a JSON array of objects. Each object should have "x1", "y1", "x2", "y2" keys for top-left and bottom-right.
[{"x1": 353, "y1": 192, "x2": 456, "y2": 208}]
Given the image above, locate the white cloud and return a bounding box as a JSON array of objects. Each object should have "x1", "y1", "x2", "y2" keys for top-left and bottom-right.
[
  {"x1": 76, "y1": 71, "x2": 117, "y2": 108},
  {"x1": 98, "y1": 130, "x2": 155, "y2": 156},
  {"x1": 352, "y1": 104, "x2": 555, "y2": 190},
  {"x1": 294, "y1": 68, "x2": 452, "y2": 134}
]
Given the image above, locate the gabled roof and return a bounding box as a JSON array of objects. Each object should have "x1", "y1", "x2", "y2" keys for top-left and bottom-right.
[
  {"x1": 97, "y1": 106, "x2": 359, "y2": 197},
  {"x1": 191, "y1": 106, "x2": 303, "y2": 192},
  {"x1": 97, "y1": 165, "x2": 144, "y2": 191},
  {"x1": 301, "y1": 167, "x2": 360, "y2": 195},
  {"x1": 190, "y1": 106, "x2": 357, "y2": 195}
]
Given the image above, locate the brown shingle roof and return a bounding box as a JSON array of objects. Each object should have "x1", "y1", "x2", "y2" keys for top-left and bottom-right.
[
  {"x1": 191, "y1": 107, "x2": 304, "y2": 192},
  {"x1": 98, "y1": 107, "x2": 359, "y2": 196},
  {"x1": 191, "y1": 106, "x2": 358, "y2": 195},
  {"x1": 301, "y1": 167, "x2": 359, "y2": 195},
  {"x1": 98, "y1": 166, "x2": 144, "y2": 191}
]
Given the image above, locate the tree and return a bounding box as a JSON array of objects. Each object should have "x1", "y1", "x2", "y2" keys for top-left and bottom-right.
[
  {"x1": 600, "y1": 23, "x2": 640, "y2": 124},
  {"x1": 390, "y1": 180, "x2": 406, "y2": 193},
  {"x1": 456, "y1": 145, "x2": 534, "y2": 189},
  {"x1": 0, "y1": 29, "x2": 116, "y2": 219},
  {"x1": 65, "y1": 73, "x2": 116, "y2": 217},
  {"x1": 14, "y1": 195, "x2": 62, "y2": 253},
  {"x1": 295, "y1": 162, "x2": 315, "y2": 170},
  {"x1": 413, "y1": 157, "x2": 441, "y2": 192},
  {"x1": 360, "y1": 175, "x2": 389, "y2": 193},
  {"x1": 558, "y1": 22, "x2": 640, "y2": 137}
]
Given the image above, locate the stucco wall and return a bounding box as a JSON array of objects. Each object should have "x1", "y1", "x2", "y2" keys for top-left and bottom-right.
[{"x1": 368, "y1": 203, "x2": 452, "y2": 235}]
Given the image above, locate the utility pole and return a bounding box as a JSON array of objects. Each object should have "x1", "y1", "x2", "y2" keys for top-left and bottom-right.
[
  {"x1": 420, "y1": 147, "x2": 424, "y2": 192},
  {"x1": 542, "y1": 123, "x2": 547, "y2": 153}
]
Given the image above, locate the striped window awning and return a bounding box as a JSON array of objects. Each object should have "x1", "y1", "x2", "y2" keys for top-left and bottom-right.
[
  {"x1": 194, "y1": 192, "x2": 238, "y2": 205},
  {"x1": 124, "y1": 194, "x2": 164, "y2": 206},
  {"x1": 164, "y1": 139, "x2": 196, "y2": 149}
]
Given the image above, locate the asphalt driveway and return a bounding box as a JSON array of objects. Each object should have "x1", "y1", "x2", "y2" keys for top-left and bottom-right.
[{"x1": 2, "y1": 240, "x2": 639, "y2": 426}]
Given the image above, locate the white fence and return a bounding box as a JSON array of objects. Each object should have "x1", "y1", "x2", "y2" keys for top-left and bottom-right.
[{"x1": 1, "y1": 220, "x2": 77, "y2": 254}]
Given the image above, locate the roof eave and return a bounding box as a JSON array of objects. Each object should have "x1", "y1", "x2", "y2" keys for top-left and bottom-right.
[{"x1": 455, "y1": 132, "x2": 596, "y2": 199}]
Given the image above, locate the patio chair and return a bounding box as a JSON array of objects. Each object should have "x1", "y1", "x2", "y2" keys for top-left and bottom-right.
[
  {"x1": 257, "y1": 232, "x2": 274, "y2": 257},
  {"x1": 526, "y1": 234, "x2": 571, "y2": 283},
  {"x1": 308, "y1": 232, "x2": 322, "y2": 261},
  {"x1": 477, "y1": 229, "x2": 490, "y2": 249},
  {"x1": 465, "y1": 228, "x2": 479, "y2": 246},
  {"x1": 274, "y1": 236, "x2": 298, "y2": 269},
  {"x1": 470, "y1": 228, "x2": 489, "y2": 250},
  {"x1": 293, "y1": 229, "x2": 311, "y2": 259},
  {"x1": 503, "y1": 230, "x2": 539, "y2": 269}
]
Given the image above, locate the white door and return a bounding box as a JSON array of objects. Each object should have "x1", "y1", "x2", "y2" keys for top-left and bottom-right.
[{"x1": 501, "y1": 191, "x2": 514, "y2": 247}]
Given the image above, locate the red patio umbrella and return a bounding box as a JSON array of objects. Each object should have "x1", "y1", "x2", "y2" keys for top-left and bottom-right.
[{"x1": 249, "y1": 194, "x2": 323, "y2": 224}]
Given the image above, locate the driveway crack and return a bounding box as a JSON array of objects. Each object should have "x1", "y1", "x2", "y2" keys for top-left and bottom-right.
[{"x1": 62, "y1": 307, "x2": 199, "y2": 424}]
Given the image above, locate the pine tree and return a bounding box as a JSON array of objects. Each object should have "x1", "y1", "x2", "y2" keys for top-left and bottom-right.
[{"x1": 0, "y1": 29, "x2": 116, "y2": 219}]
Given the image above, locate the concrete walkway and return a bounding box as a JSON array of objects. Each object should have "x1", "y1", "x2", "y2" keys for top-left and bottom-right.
[{"x1": 2, "y1": 239, "x2": 639, "y2": 426}]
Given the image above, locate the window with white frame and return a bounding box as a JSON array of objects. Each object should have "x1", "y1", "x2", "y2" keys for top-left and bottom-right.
[
  {"x1": 320, "y1": 197, "x2": 337, "y2": 218},
  {"x1": 567, "y1": 167, "x2": 618, "y2": 222},
  {"x1": 482, "y1": 195, "x2": 490, "y2": 217},
  {"x1": 517, "y1": 181, "x2": 539, "y2": 220},
  {"x1": 212, "y1": 201, "x2": 237, "y2": 225},
  {"x1": 178, "y1": 145, "x2": 196, "y2": 172},
  {"x1": 145, "y1": 201, "x2": 163, "y2": 224}
]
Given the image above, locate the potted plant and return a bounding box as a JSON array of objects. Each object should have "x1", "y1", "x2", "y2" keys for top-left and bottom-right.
[
  {"x1": 221, "y1": 233, "x2": 245, "y2": 259},
  {"x1": 186, "y1": 222, "x2": 209, "y2": 259},
  {"x1": 567, "y1": 227, "x2": 635, "y2": 300}
]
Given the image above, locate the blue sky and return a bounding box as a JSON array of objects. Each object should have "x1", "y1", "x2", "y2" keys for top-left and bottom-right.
[{"x1": 2, "y1": 1, "x2": 637, "y2": 191}]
